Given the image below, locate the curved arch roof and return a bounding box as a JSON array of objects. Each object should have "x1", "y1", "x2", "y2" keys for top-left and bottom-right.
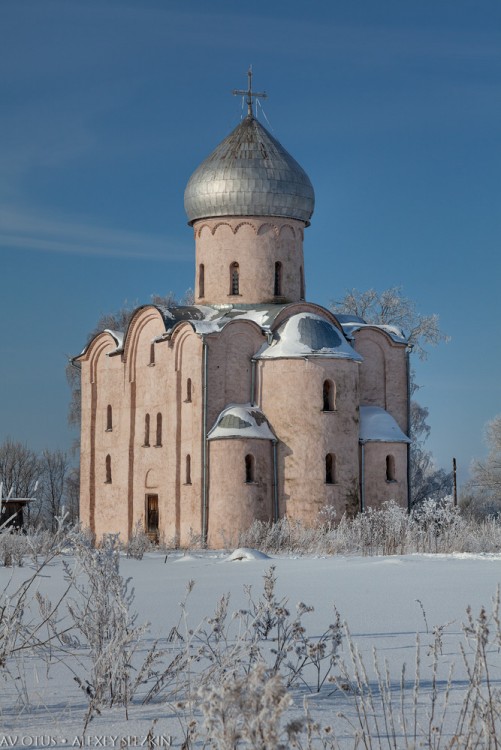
[
  {"x1": 359, "y1": 406, "x2": 410, "y2": 444},
  {"x1": 184, "y1": 115, "x2": 314, "y2": 225},
  {"x1": 255, "y1": 312, "x2": 362, "y2": 361},
  {"x1": 208, "y1": 404, "x2": 276, "y2": 441}
]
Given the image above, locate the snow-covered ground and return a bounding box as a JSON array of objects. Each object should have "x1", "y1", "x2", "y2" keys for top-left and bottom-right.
[{"x1": 1, "y1": 549, "x2": 501, "y2": 747}]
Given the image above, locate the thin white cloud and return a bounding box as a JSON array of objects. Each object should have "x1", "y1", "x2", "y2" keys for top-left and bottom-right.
[{"x1": 0, "y1": 206, "x2": 189, "y2": 261}]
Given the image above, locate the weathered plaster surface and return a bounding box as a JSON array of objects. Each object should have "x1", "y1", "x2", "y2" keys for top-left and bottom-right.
[{"x1": 194, "y1": 217, "x2": 305, "y2": 305}]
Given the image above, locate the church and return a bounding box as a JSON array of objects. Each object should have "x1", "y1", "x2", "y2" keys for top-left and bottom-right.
[{"x1": 76, "y1": 76, "x2": 411, "y2": 547}]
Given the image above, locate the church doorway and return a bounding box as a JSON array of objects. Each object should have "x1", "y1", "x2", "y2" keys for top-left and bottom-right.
[{"x1": 145, "y1": 494, "x2": 159, "y2": 541}]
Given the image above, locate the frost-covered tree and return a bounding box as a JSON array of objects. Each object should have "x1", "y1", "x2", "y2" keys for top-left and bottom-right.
[
  {"x1": 0, "y1": 440, "x2": 74, "y2": 528},
  {"x1": 462, "y1": 415, "x2": 501, "y2": 517},
  {"x1": 39, "y1": 449, "x2": 70, "y2": 530},
  {"x1": 331, "y1": 286, "x2": 452, "y2": 506},
  {"x1": 331, "y1": 286, "x2": 448, "y2": 360},
  {"x1": 0, "y1": 439, "x2": 39, "y2": 501}
]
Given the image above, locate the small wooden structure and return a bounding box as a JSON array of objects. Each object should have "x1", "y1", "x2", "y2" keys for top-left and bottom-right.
[{"x1": 0, "y1": 482, "x2": 36, "y2": 531}]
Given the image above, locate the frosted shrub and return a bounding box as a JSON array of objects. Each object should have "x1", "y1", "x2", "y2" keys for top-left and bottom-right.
[
  {"x1": 347, "y1": 501, "x2": 410, "y2": 556},
  {"x1": 239, "y1": 518, "x2": 328, "y2": 555},
  {"x1": 65, "y1": 534, "x2": 158, "y2": 726},
  {"x1": 239, "y1": 497, "x2": 501, "y2": 556},
  {"x1": 317, "y1": 504, "x2": 337, "y2": 532},
  {"x1": 412, "y1": 495, "x2": 465, "y2": 552},
  {"x1": 0, "y1": 526, "x2": 76, "y2": 698},
  {"x1": 126, "y1": 520, "x2": 151, "y2": 559},
  {"x1": 0, "y1": 530, "x2": 28, "y2": 567},
  {"x1": 198, "y1": 662, "x2": 292, "y2": 750},
  {"x1": 189, "y1": 566, "x2": 342, "y2": 696}
]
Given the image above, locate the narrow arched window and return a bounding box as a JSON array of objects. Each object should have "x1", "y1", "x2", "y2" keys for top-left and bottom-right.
[
  {"x1": 156, "y1": 413, "x2": 162, "y2": 446},
  {"x1": 199, "y1": 263, "x2": 205, "y2": 298},
  {"x1": 386, "y1": 455, "x2": 396, "y2": 482},
  {"x1": 144, "y1": 413, "x2": 150, "y2": 447},
  {"x1": 300, "y1": 266, "x2": 305, "y2": 300},
  {"x1": 274, "y1": 261, "x2": 282, "y2": 296},
  {"x1": 323, "y1": 380, "x2": 336, "y2": 411},
  {"x1": 149, "y1": 343, "x2": 155, "y2": 366},
  {"x1": 106, "y1": 404, "x2": 113, "y2": 431},
  {"x1": 185, "y1": 454, "x2": 192, "y2": 485},
  {"x1": 325, "y1": 453, "x2": 336, "y2": 485},
  {"x1": 245, "y1": 454, "x2": 255, "y2": 483},
  {"x1": 186, "y1": 378, "x2": 192, "y2": 403},
  {"x1": 230, "y1": 262, "x2": 240, "y2": 295},
  {"x1": 105, "y1": 454, "x2": 112, "y2": 484}
]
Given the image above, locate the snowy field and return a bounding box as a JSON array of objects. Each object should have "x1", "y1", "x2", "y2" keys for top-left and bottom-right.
[{"x1": 1, "y1": 547, "x2": 501, "y2": 748}]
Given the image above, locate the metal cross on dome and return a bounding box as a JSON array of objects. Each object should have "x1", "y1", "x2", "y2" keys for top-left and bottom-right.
[{"x1": 232, "y1": 67, "x2": 267, "y2": 117}]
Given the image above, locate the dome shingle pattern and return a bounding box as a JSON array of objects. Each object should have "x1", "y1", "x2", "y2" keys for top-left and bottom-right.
[{"x1": 184, "y1": 115, "x2": 315, "y2": 225}]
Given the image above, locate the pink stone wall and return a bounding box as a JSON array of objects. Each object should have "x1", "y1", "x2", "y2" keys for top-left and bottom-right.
[
  {"x1": 361, "y1": 442, "x2": 409, "y2": 509},
  {"x1": 258, "y1": 356, "x2": 361, "y2": 523},
  {"x1": 79, "y1": 308, "x2": 206, "y2": 546},
  {"x1": 79, "y1": 304, "x2": 410, "y2": 547},
  {"x1": 207, "y1": 438, "x2": 273, "y2": 547},
  {"x1": 80, "y1": 332, "x2": 131, "y2": 542},
  {"x1": 353, "y1": 329, "x2": 409, "y2": 434},
  {"x1": 193, "y1": 217, "x2": 306, "y2": 305},
  {"x1": 205, "y1": 321, "x2": 265, "y2": 429}
]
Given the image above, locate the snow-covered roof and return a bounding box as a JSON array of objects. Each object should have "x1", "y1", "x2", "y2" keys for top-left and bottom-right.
[
  {"x1": 340, "y1": 320, "x2": 407, "y2": 345},
  {"x1": 77, "y1": 303, "x2": 356, "y2": 360},
  {"x1": 104, "y1": 329, "x2": 124, "y2": 352},
  {"x1": 148, "y1": 303, "x2": 291, "y2": 339},
  {"x1": 208, "y1": 404, "x2": 276, "y2": 441},
  {"x1": 334, "y1": 313, "x2": 366, "y2": 325},
  {"x1": 359, "y1": 406, "x2": 411, "y2": 444},
  {"x1": 255, "y1": 312, "x2": 362, "y2": 361}
]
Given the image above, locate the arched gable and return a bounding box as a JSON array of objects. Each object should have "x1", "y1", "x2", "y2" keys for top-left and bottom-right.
[
  {"x1": 123, "y1": 306, "x2": 166, "y2": 383},
  {"x1": 271, "y1": 302, "x2": 346, "y2": 334},
  {"x1": 170, "y1": 321, "x2": 202, "y2": 373},
  {"x1": 206, "y1": 320, "x2": 265, "y2": 419},
  {"x1": 79, "y1": 332, "x2": 118, "y2": 385},
  {"x1": 355, "y1": 332, "x2": 387, "y2": 409},
  {"x1": 354, "y1": 325, "x2": 407, "y2": 349}
]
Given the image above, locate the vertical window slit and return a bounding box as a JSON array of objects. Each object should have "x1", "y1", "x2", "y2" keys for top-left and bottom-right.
[
  {"x1": 199, "y1": 263, "x2": 205, "y2": 298},
  {"x1": 245, "y1": 454, "x2": 255, "y2": 483},
  {"x1": 325, "y1": 453, "x2": 336, "y2": 485},
  {"x1": 323, "y1": 380, "x2": 336, "y2": 411},
  {"x1": 386, "y1": 455, "x2": 396, "y2": 482},
  {"x1": 105, "y1": 454, "x2": 112, "y2": 484},
  {"x1": 230, "y1": 262, "x2": 240, "y2": 295},
  {"x1": 274, "y1": 261, "x2": 282, "y2": 296}
]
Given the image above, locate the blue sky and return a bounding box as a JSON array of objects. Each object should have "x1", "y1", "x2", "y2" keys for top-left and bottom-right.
[{"x1": 1, "y1": 0, "x2": 500, "y2": 487}]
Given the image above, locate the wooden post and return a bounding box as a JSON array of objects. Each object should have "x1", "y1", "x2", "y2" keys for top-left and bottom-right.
[{"x1": 453, "y1": 457, "x2": 458, "y2": 506}]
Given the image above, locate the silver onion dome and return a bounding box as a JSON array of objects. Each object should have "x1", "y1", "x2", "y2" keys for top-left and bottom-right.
[{"x1": 184, "y1": 115, "x2": 315, "y2": 225}]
